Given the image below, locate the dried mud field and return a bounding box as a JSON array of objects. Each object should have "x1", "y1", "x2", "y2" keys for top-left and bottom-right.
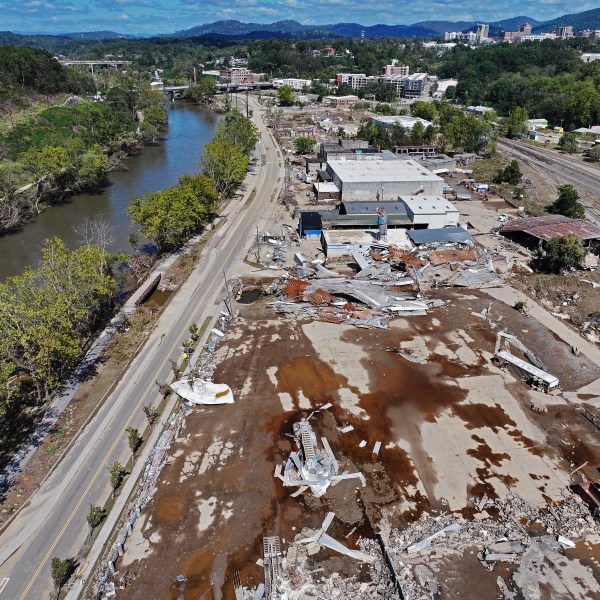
[{"x1": 116, "y1": 289, "x2": 600, "y2": 600}]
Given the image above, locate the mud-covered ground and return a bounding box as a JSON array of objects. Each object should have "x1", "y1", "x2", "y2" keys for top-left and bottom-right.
[{"x1": 116, "y1": 289, "x2": 600, "y2": 600}]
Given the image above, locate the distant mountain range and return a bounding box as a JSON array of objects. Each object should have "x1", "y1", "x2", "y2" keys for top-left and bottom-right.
[
  {"x1": 3, "y1": 8, "x2": 600, "y2": 47},
  {"x1": 171, "y1": 17, "x2": 544, "y2": 40}
]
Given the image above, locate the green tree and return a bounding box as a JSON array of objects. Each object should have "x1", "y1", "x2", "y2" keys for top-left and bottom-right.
[
  {"x1": 126, "y1": 427, "x2": 142, "y2": 463},
  {"x1": 531, "y1": 234, "x2": 586, "y2": 273},
  {"x1": 440, "y1": 113, "x2": 494, "y2": 153},
  {"x1": 75, "y1": 145, "x2": 108, "y2": 190},
  {"x1": 558, "y1": 132, "x2": 579, "y2": 154},
  {"x1": 51, "y1": 557, "x2": 75, "y2": 598},
  {"x1": 216, "y1": 108, "x2": 259, "y2": 155},
  {"x1": 589, "y1": 144, "x2": 600, "y2": 162},
  {"x1": 143, "y1": 104, "x2": 168, "y2": 133},
  {"x1": 86, "y1": 504, "x2": 106, "y2": 537},
  {"x1": 128, "y1": 174, "x2": 218, "y2": 251},
  {"x1": 504, "y1": 107, "x2": 528, "y2": 138},
  {"x1": 548, "y1": 185, "x2": 586, "y2": 219},
  {"x1": 496, "y1": 160, "x2": 522, "y2": 185},
  {"x1": 374, "y1": 103, "x2": 396, "y2": 116},
  {"x1": 411, "y1": 101, "x2": 437, "y2": 122},
  {"x1": 0, "y1": 238, "x2": 113, "y2": 401},
  {"x1": 20, "y1": 145, "x2": 69, "y2": 182},
  {"x1": 277, "y1": 85, "x2": 294, "y2": 107},
  {"x1": 189, "y1": 322, "x2": 200, "y2": 341},
  {"x1": 444, "y1": 85, "x2": 456, "y2": 100},
  {"x1": 293, "y1": 136, "x2": 315, "y2": 154},
  {"x1": 200, "y1": 138, "x2": 249, "y2": 197},
  {"x1": 185, "y1": 76, "x2": 217, "y2": 104},
  {"x1": 109, "y1": 461, "x2": 124, "y2": 496}
]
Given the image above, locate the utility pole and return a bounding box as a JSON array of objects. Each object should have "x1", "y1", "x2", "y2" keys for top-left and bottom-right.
[
  {"x1": 255, "y1": 227, "x2": 261, "y2": 262},
  {"x1": 246, "y1": 89, "x2": 249, "y2": 118},
  {"x1": 222, "y1": 269, "x2": 233, "y2": 316}
]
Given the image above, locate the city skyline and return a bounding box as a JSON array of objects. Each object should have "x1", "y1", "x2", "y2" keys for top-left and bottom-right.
[{"x1": 2, "y1": 0, "x2": 598, "y2": 35}]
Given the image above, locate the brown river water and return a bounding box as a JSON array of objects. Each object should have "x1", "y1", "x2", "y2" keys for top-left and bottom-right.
[{"x1": 0, "y1": 102, "x2": 218, "y2": 280}]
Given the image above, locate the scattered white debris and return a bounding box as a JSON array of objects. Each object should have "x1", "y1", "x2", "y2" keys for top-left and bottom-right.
[{"x1": 170, "y1": 378, "x2": 234, "y2": 405}]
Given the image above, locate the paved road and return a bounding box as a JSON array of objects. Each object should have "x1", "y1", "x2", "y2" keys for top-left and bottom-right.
[
  {"x1": 498, "y1": 138, "x2": 600, "y2": 224},
  {"x1": 0, "y1": 96, "x2": 282, "y2": 599}
]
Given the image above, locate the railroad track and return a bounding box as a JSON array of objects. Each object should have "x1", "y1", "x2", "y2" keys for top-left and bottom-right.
[{"x1": 498, "y1": 138, "x2": 600, "y2": 224}]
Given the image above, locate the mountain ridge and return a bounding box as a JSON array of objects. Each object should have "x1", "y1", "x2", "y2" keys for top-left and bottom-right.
[{"x1": 4, "y1": 8, "x2": 600, "y2": 45}]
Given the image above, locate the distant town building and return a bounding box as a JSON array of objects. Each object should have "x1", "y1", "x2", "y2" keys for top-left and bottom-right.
[
  {"x1": 444, "y1": 31, "x2": 478, "y2": 43},
  {"x1": 322, "y1": 95, "x2": 360, "y2": 108},
  {"x1": 581, "y1": 30, "x2": 600, "y2": 40},
  {"x1": 422, "y1": 41, "x2": 457, "y2": 52},
  {"x1": 384, "y1": 60, "x2": 410, "y2": 77},
  {"x1": 499, "y1": 22, "x2": 533, "y2": 41},
  {"x1": 581, "y1": 53, "x2": 600, "y2": 63},
  {"x1": 466, "y1": 105, "x2": 495, "y2": 114},
  {"x1": 476, "y1": 23, "x2": 490, "y2": 41},
  {"x1": 517, "y1": 33, "x2": 557, "y2": 42},
  {"x1": 527, "y1": 118, "x2": 549, "y2": 130},
  {"x1": 336, "y1": 69, "x2": 429, "y2": 98},
  {"x1": 219, "y1": 67, "x2": 262, "y2": 84},
  {"x1": 272, "y1": 78, "x2": 312, "y2": 90},
  {"x1": 555, "y1": 26, "x2": 574, "y2": 38}
]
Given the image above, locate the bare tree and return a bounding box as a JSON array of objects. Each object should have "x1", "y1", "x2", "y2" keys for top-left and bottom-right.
[{"x1": 74, "y1": 214, "x2": 115, "y2": 273}]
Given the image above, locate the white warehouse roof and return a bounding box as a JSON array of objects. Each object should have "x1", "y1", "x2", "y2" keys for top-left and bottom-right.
[
  {"x1": 371, "y1": 116, "x2": 433, "y2": 130},
  {"x1": 399, "y1": 195, "x2": 458, "y2": 215},
  {"x1": 328, "y1": 159, "x2": 442, "y2": 185}
]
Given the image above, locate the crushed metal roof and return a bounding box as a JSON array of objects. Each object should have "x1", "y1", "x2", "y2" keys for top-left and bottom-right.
[
  {"x1": 500, "y1": 215, "x2": 600, "y2": 242},
  {"x1": 407, "y1": 227, "x2": 474, "y2": 245}
]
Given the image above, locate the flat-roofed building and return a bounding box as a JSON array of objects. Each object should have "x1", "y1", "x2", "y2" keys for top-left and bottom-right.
[
  {"x1": 399, "y1": 195, "x2": 460, "y2": 228},
  {"x1": 326, "y1": 159, "x2": 444, "y2": 200},
  {"x1": 322, "y1": 95, "x2": 360, "y2": 108}
]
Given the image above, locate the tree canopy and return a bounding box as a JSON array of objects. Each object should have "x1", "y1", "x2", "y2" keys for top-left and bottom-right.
[
  {"x1": 216, "y1": 108, "x2": 260, "y2": 155},
  {"x1": 128, "y1": 174, "x2": 218, "y2": 251},
  {"x1": 548, "y1": 185, "x2": 586, "y2": 219},
  {"x1": 531, "y1": 234, "x2": 587, "y2": 273},
  {"x1": 293, "y1": 136, "x2": 315, "y2": 154},
  {"x1": 277, "y1": 85, "x2": 294, "y2": 107},
  {"x1": 0, "y1": 238, "x2": 114, "y2": 405}
]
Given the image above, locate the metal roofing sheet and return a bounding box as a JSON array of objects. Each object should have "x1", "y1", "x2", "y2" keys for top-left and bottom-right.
[
  {"x1": 407, "y1": 227, "x2": 473, "y2": 245},
  {"x1": 500, "y1": 216, "x2": 600, "y2": 241}
]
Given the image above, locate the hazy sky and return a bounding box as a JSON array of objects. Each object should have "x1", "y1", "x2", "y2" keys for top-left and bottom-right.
[{"x1": 2, "y1": 0, "x2": 593, "y2": 35}]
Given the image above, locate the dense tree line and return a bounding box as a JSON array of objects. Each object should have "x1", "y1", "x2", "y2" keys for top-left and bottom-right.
[
  {"x1": 437, "y1": 39, "x2": 600, "y2": 128},
  {"x1": 0, "y1": 62, "x2": 168, "y2": 235},
  {"x1": 129, "y1": 108, "x2": 259, "y2": 250},
  {"x1": 0, "y1": 46, "x2": 95, "y2": 100},
  {"x1": 0, "y1": 237, "x2": 114, "y2": 411}
]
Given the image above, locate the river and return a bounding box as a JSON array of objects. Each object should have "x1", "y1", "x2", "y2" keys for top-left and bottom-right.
[{"x1": 0, "y1": 103, "x2": 219, "y2": 280}]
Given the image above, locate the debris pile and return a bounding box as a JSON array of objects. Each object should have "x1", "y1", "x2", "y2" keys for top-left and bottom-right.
[
  {"x1": 376, "y1": 492, "x2": 600, "y2": 598},
  {"x1": 275, "y1": 417, "x2": 365, "y2": 497},
  {"x1": 269, "y1": 528, "x2": 397, "y2": 600},
  {"x1": 269, "y1": 275, "x2": 434, "y2": 329}
]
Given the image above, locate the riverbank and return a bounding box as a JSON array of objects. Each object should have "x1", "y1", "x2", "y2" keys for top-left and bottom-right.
[
  {"x1": 0, "y1": 89, "x2": 168, "y2": 236},
  {"x1": 0, "y1": 103, "x2": 219, "y2": 280}
]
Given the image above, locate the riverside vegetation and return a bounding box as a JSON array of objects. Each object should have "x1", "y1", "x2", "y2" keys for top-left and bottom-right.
[
  {"x1": 0, "y1": 46, "x2": 168, "y2": 235},
  {"x1": 0, "y1": 101, "x2": 258, "y2": 471}
]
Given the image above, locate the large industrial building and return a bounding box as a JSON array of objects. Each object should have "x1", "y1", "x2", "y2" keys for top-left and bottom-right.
[{"x1": 325, "y1": 159, "x2": 445, "y2": 200}]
